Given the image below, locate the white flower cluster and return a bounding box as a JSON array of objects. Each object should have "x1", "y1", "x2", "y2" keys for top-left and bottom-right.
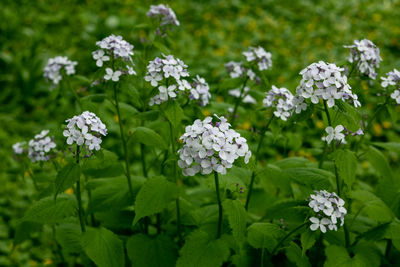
[
  {"x1": 344, "y1": 39, "x2": 382, "y2": 79},
  {"x1": 263, "y1": 85, "x2": 295, "y2": 121},
  {"x1": 321, "y1": 125, "x2": 345, "y2": 144},
  {"x1": 243, "y1": 46, "x2": 272, "y2": 71},
  {"x1": 178, "y1": 115, "x2": 252, "y2": 176},
  {"x1": 13, "y1": 142, "x2": 26, "y2": 155},
  {"x1": 295, "y1": 61, "x2": 360, "y2": 111},
  {"x1": 190, "y1": 75, "x2": 211, "y2": 106},
  {"x1": 93, "y1": 35, "x2": 136, "y2": 82},
  {"x1": 63, "y1": 111, "x2": 107, "y2": 151},
  {"x1": 43, "y1": 56, "x2": 77, "y2": 87},
  {"x1": 145, "y1": 55, "x2": 191, "y2": 105},
  {"x1": 225, "y1": 61, "x2": 256, "y2": 81},
  {"x1": 228, "y1": 87, "x2": 256, "y2": 104},
  {"x1": 28, "y1": 130, "x2": 57, "y2": 162},
  {"x1": 381, "y1": 69, "x2": 400, "y2": 104},
  {"x1": 308, "y1": 190, "x2": 347, "y2": 233},
  {"x1": 147, "y1": 4, "x2": 180, "y2": 26}
]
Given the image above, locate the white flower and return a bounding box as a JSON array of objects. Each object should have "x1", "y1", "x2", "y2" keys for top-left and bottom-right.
[
  {"x1": 178, "y1": 115, "x2": 251, "y2": 176},
  {"x1": 308, "y1": 190, "x2": 346, "y2": 233},
  {"x1": 145, "y1": 54, "x2": 191, "y2": 106},
  {"x1": 263, "y1": 85, "x2": 295, "y2": 121},
  {"x1": 229, "y1": 86, "x2": 256, "y2": 104},
  {"x1": 43, "y1": 56, "x2": 77, "y2": 88},
  {"x1": 381, "y1": 69, "x2": 400, "y2": 88},
  {"x1": 391, "y1": 90, "x2": 400, "y2": 104},
  {"x1": 104, "y1": 68, "x2": 122, "y2": 82},
  {"x1": 225, "y1": 61, "x2": 244, "y2": 79},
  {"x1": 96, "y1": 34, "x2": 134, "y2": 60},
  {"x1": 13, "y1": 142, "x2": 26, "y2": 155},
  {"x1": 63, "y1": 111, "x2": 107, "y2": 152},
  {"x1": 92, "y1": 50, "x2": 110, "y2": 67},
  {"x1": 296, "y1": 61, "x2": 360, "y2": 111},
  {"x1": 243, "y1": 46, "x2": 272, "y2": 71},
  {"x1": 147, "y1": 4, "x2": 180, "y2": 26},
  {"x1": 322, "y1": 125, "x2": 345, "y2": 144},
  {"x1": 309, "y1": 217, "x2": 331, "y2": 233},
  {"x1": 126, "y1": 65, "x2": 136, "y2": 75},
  {"x1": 28, "y1": 130, "x2": 57, "y2": 162},
  {"x1": 190, "y1": 75, "x2": 211, "y2": 106},
  {"x1": 344, "y1": 39, "x2": 382, "y2": 79}
]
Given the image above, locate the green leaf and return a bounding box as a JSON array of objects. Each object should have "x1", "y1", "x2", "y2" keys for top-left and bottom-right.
[
  {"x1": 133, "y1": 110, "x2": 160, "y2": 121},
  {"x1": 132, "y1": 177, "x2": 178, "y2": 225},
  {"x1": 334, "y1": 149, "x2": 357, "y2": 188},
  {"x1": 55, "y1": 223, "x2": 82, "y2": 254},
  {"x1": 132, "y1": 126, "x2": 168, "y2": 150},
  {"x1": 300, "y1": 229, "x2": 318, "y2": 255},
  {"x1": 247, "y1": 223, "x2": 283, "y2": 252},
  {"x1": 324, "y1": 245, "x2": 361, "y2": 267},
  {"x1": 176, "y1": 230, "x2": 229, "y2": 267},
  {"x1": 55, "y1": 163, "x2": 80, "y2": 199},
  {"x1": 22, "y1": 195, "x2": 76, "y2": 224},
  {"x1": 126, "y1": 234, "x2": 178, "y2": 267},
  {"x1": 274, "y1": 157, "x2": 310, "y2": 169},
  {"x1": 83, "y1": 150, "x2": 125, "y2": 178},
  {"x1": 373, "y1": 142, "x2": 400, "y2": 154},
  {"x1": 81, "y1": 227, "x2": 124, "y2": 267},
  {"x1": 283, "y1": 168, "x2": 333, "y2": 189},
  {"x1": 86, "y1": 176, "x2": 145, "y2": 213},
  {"x1": 163, "y1": 100, "x2": 184, "y2": 128},
  {"x1": 286, "y1": 242, "x2": 311, "y2": 267},
  {"x1": 366, "y1": 146, "x2": 392, "y2": 179},
  {"x1": 223, "y1": 199, "x2": 247, "y2": 245},
  {"x1": 349, "y1": 190, "x2": 393, "y2": 223}
]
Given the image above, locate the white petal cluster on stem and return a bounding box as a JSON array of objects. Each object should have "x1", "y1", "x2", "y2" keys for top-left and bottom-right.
[{"x1": 28, "y1": 130, "x2": 57, "y2": 162}]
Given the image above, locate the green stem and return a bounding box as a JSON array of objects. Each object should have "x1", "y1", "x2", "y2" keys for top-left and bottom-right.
[
  {"x1": 75, "y1": 146, "x2": 86, "y2": 232},
  {"x1": 245, "y1": 116, "x2": 274, "y2": 211},
  {"x1": 385, "y1": 239, "x2": 392, "y2": 258},
  {"x1": 323, "y1": 100, "x2": 332, "y2": 126},
  {"x1": 168, "y1": 120, "x2": 182, "y2": 243},
  {"x1": 230, "y1": 76, "x2": 249, "y2": 127},
  {"x1": 271, "y1": 222, "x2": 308, "y2": 255},
  {"x1": 214, "y1": 171, "x2": 223, "y2": 238},
  {"x1": 261, "y1": 248, "x2": 265, "y2": 267},
  {"x1": 66, "y1": 78, "x2": 82, "y2": 110}
]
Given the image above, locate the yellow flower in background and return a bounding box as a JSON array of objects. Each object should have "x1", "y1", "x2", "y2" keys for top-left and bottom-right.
[
  {"x1": 65, "y1": 188, "x2": 74, "y2": 195},
  {"x1": 316, "y1": 120, "x2": 324, "y2": 129},
  {"x1": 361, "y1": 81, "x2": 368, "y2": 90},
  {"x1": 373, "y1": 123, "x2": 382, "y2": 136},
  {"x1": 372, "y1": 13, "x2": 382, "y2": 22},
  {"x1": 24, "y1": 170, "x2": 30, "y2": 178},
  {"x1": 216, "y1": 96, "x2": 224, "y2": 102},
  {"x1": 238, "y1": 121, "x2": 251, "y2": 130},
  {"x1": 382, "y1": 121, "x2": 391, "y2": 129},
  {"x1": 362, "y1": 161, "x2": 370, "y2": 169},
  {"x1": 202, "y1": 109, "x2": 211, "y2": 117},
  {"x1": 44, "y1": 259, "x2": 53, "y2": 265},
  {"x1": 114, "y1": 114, "x2": 119, "y2": 123}
]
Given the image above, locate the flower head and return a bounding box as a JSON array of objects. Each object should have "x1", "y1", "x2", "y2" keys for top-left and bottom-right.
[
  {"x1": 381, "y1": 69, "x2": 400, "y2": 104},
  {"x1": 263, "y1": 85, "x2": 294, "y2": 121},
  {"x1": 190, "y1": 75, "x2": 211, "y2": 106},
  {"x1": 13, "y1": 142, "x2": 27, "y2": 155},
  {"x1": 63, "y1": 111, "x2": 107, "y2": 152},
  {"x1": 295, "y1": 61, "x2": 360, "y2": 112},
  {"x1": 308, "y1": 190, "x2": 346, "y2": 232},
  {"x1": 28, "y1": 130, "x2": 57, "y2": 162},
  {"x1": 147, "y1": 4, "x2": 180, "y2": 27},
  {"x1": 44, "y1": 56, "x2": 77, "y2": 88},
  {"x1": 243, "y1": 46, "x2": 272, "y2": 71},
  {"x1": 344, "y1": 39, "x2": 382, "y2": 79},
  {"x1": 322, "y1": 125, "x2": 346, "y2": 144},
  {"x1": 145, "y1": 54, "x2": 191, "y2": 105},
  {"x1": 178, "y1": 115, "x2": 252, "y2": 176}
]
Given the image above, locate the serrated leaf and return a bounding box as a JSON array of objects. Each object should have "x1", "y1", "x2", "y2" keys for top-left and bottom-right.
[
  {"x1": 133, "y1": 110, "x2": 160, "y2": 121},
  {"x1": 55, "y1": 223, "x2": 82, "y2": 254},
  {"x1": 349, "y1": 190, "x2": 393, "y2": 223},
  {"x1": 163, "y1": 100, "x2": 184, "y2": 129},
  {"x1": 334, "y1": 149, "x2": 357, "y2": 188},
  {"x1": 127, "y1": 234, "x2": 178, "y2": 267},
  {"x1": 22, "y1": 195, "x2": 76, "y2": 224},
  {"x1": 176, "y1": 230, "x2": 229, "y2": 267},
  {"x1": 81, "y1": 227, "x2": 124, "y2": 267},
  {"x1": 373, "y1": 142, "x2": 400, "y2": 154},
  {"x1": 284, "y1": 168, "x2": 333, "y2": 189},
  {"x1": 300, "y1": 229, "x2": 318, "y2": 255},
  {"x1": 55, "y1": 163, "x2": 80, "y2": 198},
  {"x1": 132, "y1": 177, "x2": 178, "y2": 225},
  {"x1": 247, "y1": 223, "x2": 283, "y2": 252},
  {"x1": 274, "y1": 157, "x2": 310, "y2": 169},
  {"x1": 286, "y1": 242, "x2": 311, "y2": 267},
  {"x1": 223, "y1": 199, "x2": 247, "y2": 245},
  {"x1": 132, "y1": 126, "x2": 168, "y2": 150}
]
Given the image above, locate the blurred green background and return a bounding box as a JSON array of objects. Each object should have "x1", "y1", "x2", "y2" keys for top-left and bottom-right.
[{"x1": 1, "y1": 0, "x2": 400, "y2": 265}]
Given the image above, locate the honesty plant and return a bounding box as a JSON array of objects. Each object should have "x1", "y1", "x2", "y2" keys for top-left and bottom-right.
[
  {"x1": 28, "y1": 130, "x2": 57, "y2": 162},
  {"x1": 263, "y1": 85, "x2": 295, "y2": 121},
  {"x1": 43, "y1": 56, "x2": 77, "y2": 87}
]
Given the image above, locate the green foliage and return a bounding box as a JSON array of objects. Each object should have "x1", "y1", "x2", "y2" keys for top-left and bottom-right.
[
  {"x1": 55, "y1": 223, "x2": 82, "y2": 254},
  {"x1": 54, "y1": 162, "x2": 80, "y2": 198},
  {"x1": 81, "y1": 227, "x2": 125, "y2": 267},
  {"x1": 247, "y1": 223, "x2": 283, "y2": 252},
  {"x1": 223, "y1": 199, "x2": 247, "y2": 245},
  {"x1": 132, "y1": 126, "x2": 168, "y2": 150},
  {"x1": 334, "y1": 149, "x2": 357, "y2": 188},
  {"x1": 301, "y1": 229, "x2": 318, "y2": 255},
  {"x1": 176, "y1": 230, "x2": 230, "y2": 267}
]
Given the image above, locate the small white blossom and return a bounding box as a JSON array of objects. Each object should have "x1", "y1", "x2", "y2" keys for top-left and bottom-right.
[
  {"x1": 308, "y1": 190, "x2": 347, "y2": 233},
  {"x1": 145, "y1": 54, "x2": 191, "y2": 105},
  {"x1": 28, "y1": 130, "x2": 57, "y2": 162},
  {"x1": 381, "y1": 69, "x2": 400, "y2": 104},
  {"x1": 104, "y1": 68, "x2": 122, "y2": 82},
  {"x1": 344, "y1": 39, "x2": 382, "y2": 79},
  {"x1": 295, "y1": 61, "x2": 360, "y2": 112},
  {"x1": 225, "y1": 61, "x2": 244, "y2": 79},
  {"x1": 63, "y1": 111, "x2": 107, "y2": 152},
  {"x1": 147, "y1": 4, "x2": 180, "y2": 26},
  {"x1": 92, "y1": 50, "x2": 110, "y2": 67},
  {"x1": 178, "y1": 115, "x2": 252, "y2": 176},
  {"x1": 263, "y1": 85, "x2": 295, "y2": 121},
  {"x1": 322, "y1": 125, "x2": 346, "y2": 144},
  {"x1": 228, "y1": 87, "x2": 256, "y2": 104},
  {"x1": 44, "y1": 56, "x2": 77, "y2": 87},
  {"x1": 13, "y1": 142, "x2": 26, "y2": 155},
  {"x1": 243, "y1": 46, "x2": 272, "y2": 71},
  {"x1": 190, "y1": 75, "x2": 211, "y2": 106}
]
